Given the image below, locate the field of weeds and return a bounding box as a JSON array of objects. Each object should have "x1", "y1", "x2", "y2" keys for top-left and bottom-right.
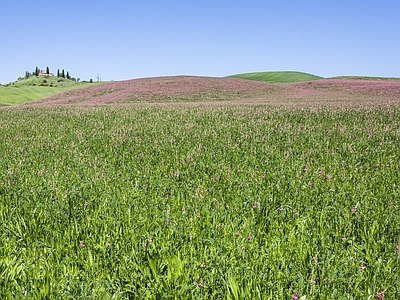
[{"x1": 0, "y1": 99, "x2": 399, "y2": 298}]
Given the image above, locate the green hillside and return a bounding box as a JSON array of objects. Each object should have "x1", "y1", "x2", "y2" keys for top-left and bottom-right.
[
  {"x1": 0, "y1": 76, "x2": 100, "y2": 105},
  {"x1": 330, "y1": 75, "x2": 400, "y2": 81},
  {"x1": 228, "y1": 71, "x2": 323, "y2": 83}
]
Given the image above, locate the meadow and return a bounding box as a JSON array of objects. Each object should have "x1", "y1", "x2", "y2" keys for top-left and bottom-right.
[
  {"x1": 0, "y1": 77, "x2": 102, "y2": 106},
  {"x1": 0, "y1": 101, "x2": 399, "y2": 299}
]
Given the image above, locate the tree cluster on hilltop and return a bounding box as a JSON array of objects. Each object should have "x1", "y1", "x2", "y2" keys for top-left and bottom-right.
[{"x1": 24, "y1": 66, "x2": 76, "y2": 81}]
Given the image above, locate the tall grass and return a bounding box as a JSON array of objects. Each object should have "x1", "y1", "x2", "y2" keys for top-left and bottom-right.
[{"x1": 0, "y1": 104, "x2": 399, "y2": 299}]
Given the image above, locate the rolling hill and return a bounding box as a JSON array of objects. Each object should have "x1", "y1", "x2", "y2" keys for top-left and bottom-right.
[
  {"x1": 17, "y1": 75, "x2": 400, "y2": 107},
  {"x1": 227, "y1": 71, "x2": 323, "y2": 83},
  {"x1": 0, "y1": 76, "x2": 103, "y2": 105}
]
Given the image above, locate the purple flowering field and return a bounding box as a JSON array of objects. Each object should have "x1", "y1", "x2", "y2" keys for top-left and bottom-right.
[
  {"x1": 22, "y1": 76, "x2": 400, "y2": 107},
  {"x1": 1, "y1": 77, "x2": 399, "y2": 298}
]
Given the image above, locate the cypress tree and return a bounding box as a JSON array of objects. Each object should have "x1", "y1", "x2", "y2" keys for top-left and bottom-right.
[
  {"x1": 66, "y1": 71, "x2": 70, "y2": 79},
  {"x1": 61, "y1": 69, "x2": 65, "y2": 78},
  {"x1": 46, "y1": 66, "x2": 50, "y2": 75},
  {"x1": 57, "y1": 69, "x2": 60, "y2": 77}
]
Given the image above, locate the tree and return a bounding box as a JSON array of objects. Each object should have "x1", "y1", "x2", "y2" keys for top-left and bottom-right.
[
  {"x1": 66, "y1": 71, "x2": 70, "y2": 80},
  {"x1": 46, "y1": 66, "x2": 50, "y2": 75},
  {"x1": 61, "y1": 69, "x2": 65, "y2": 78},
  {"x1": 35, "y1": 66, "x2": 39, "y2": 76},
  {"x1": 57, "y1": 69, "x2": 60, "y2": 77}
]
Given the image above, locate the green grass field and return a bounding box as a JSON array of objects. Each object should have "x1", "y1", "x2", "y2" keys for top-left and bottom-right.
[
  {"x1": 227, "y1": 71, "x2": 323, "y2": 83},
  {"x1": 0, "y1": 103, "x2": 399, "y2": 299},
  {"x1": 0, "y1": 76, "x2": 101, "y2": 105}
]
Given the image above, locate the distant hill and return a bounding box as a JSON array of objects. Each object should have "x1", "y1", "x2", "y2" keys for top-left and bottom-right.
[
  {"x1": 227, "y1": 71, "x2": 323, "y2": 83},
  {"x1": 330, "y1": 75, "x2": 400, "y2": 81},
  {"x1": 19, "y1": 76, "x2": 400, "y2": 107},
  {"x1": 0, "y1": 76, "x2": 101, "y2": 105}
]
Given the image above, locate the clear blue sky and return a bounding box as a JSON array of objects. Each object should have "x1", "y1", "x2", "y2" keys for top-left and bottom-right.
[{"x1": 1, "y1": 0, "x2": 399, "y2": 84}]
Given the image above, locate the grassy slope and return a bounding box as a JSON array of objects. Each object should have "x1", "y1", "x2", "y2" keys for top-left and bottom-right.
[
  {"x1": 330, "y1": 75, "x2": 400, "y2": 81},
  {"x1": 227, "y1": 71, "x2": 324, "y2": 83},
  {"x1": 0, "y1": 76, "x2": 101, "y2": 105}
]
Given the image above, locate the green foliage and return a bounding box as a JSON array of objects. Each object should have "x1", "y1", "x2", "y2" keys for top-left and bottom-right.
[
  {"x1": 0, "y1": 104, "x2": 399, "y2": 298},
  {"x1": 228, "y1": 71, "x2": 323, "y2": 83}
]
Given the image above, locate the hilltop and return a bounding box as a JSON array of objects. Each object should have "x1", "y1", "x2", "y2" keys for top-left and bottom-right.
[
  {"x1": 0, "y1": 76, "x2": 102, "y2": 105},
  {"x1": 227, "y1": 71, "x2": 323, "y2": 83}
]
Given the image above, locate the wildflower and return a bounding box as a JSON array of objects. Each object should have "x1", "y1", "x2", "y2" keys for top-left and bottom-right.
[
  {"x1": 279, "y1": 205, "x2": 284, "y2": 211},
  {"x1": 351, "y1": 206, "x2": 357, "y2": 214},
  {"x1": 181, "y1": 206, "x2": 186, "y2": 213},
  {"x1": 200, "y1": 263, "x2": 206, "y2": 269},
  {"x1": 311, "y1": 257, "x2": 316, "y2": 264},
  {"x1": 144, "y1": 239, "x2": 152, "y2": 249},
  {"x1": 79, "y1": 241, "x2": 85, "y2": 248},
  {"x1": 359, "y1": 263, "x2": 366, "y2": 270},
  {"x1": 396, "y1": 239, "x2": 400, "y2": 251},
  {"x1": 166, "y1": 218, "x2": 170, "y2": 225},
  {"x1": 292, "y1": 290, "x2": 298, "y2": 300},
  {"x1": 247, "y1": 234, "x2": 252, "y2": 240},
  {"x1": 194, "y1": 278, "x2": 204, "y2": 287},
  {"x1": 376, "y1": 292, "x2": 384, "y2": 299},
  {"x1": 236, "y1": 231, "x2": 240, "y2": 237}
]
